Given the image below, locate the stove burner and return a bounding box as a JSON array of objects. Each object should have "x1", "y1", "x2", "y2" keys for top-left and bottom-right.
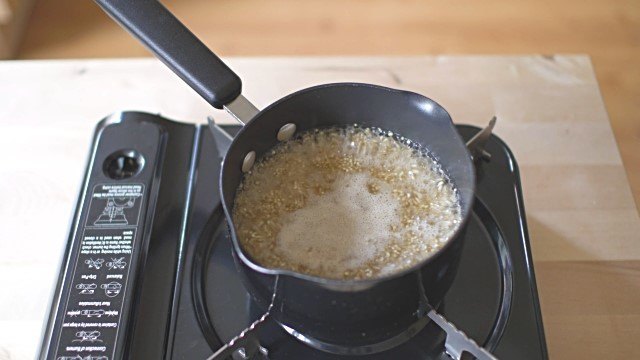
[
  {"x1": 166, "y1": 124, "x2": 548, "y2": 360},
  {"x1": 192, "y1": 193, "x2": 512, "y2": 359},
  {"x1": 44, "y1": 113, "x2": 546, "y2": 360},
  {"x1": 277, "y1": 316, "x2": 429, "y2": 355}
]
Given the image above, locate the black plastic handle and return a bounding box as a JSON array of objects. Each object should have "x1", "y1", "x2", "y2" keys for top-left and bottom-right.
[{"x1": 95, "y1": 0, "x2": 242, "y2": 109}]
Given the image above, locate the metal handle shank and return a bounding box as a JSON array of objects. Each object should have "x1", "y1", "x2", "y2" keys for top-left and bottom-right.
[{"x1": 94, "y1": 0, "x2": 242, "y2": 109}]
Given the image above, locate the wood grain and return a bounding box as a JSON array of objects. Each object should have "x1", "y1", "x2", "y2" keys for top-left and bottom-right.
[
  {"x1": 0, "y1": 0, "x2": 36, "y2": 58},
  {"x1": 536, "y1": 260, "x2": 640, "y2": 359},
  {"x1": 0, "y1": 57, "x2": 638, "y2": 359},
  {"x1": 15, "y1": 0, "x2": 640, "y2": 211}
]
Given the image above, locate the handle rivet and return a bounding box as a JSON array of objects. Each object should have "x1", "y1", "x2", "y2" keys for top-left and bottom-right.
[
  {"x1": 242, "y1": 151, "x2": 256, "y2": 173},
  {"x1": 277, "y1": 123, "x2": 296, "y2": 142}
]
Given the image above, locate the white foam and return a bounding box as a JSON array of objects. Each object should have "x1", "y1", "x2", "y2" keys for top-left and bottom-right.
[{"x1": 276, "y1": 173, "x2": 399, "y2": 274}]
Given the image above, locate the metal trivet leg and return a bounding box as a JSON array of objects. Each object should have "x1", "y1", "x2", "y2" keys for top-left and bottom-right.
[
  {"x1": 428, "y1": 310, "x2": 498, "y2": 360},
  {"x1": 466, "y1": 116, "x2": 497, "y2": 162},
  {"x1": 416, "y1": 267, "x2": 498, "y2": 360},
  {"x1": 205, "y1": 277, "x2": 279, "y2": 360}
]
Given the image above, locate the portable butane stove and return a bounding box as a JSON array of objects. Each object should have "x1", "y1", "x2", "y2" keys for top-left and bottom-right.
[{"x1": 39, "y1": 112, "x2": 548, "y2": 360}]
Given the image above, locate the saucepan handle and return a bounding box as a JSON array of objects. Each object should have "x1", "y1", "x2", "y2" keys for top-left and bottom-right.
[{"x1": 94, "y1": 0, "x2": 242, "y2": 109}]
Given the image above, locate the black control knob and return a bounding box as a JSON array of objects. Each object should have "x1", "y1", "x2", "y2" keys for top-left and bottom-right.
[{"x1": 103, "y1": 150, "x2": 144, "y2": 179}]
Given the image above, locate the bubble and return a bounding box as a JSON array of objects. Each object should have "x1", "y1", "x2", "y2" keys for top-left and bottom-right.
[{"x1": 232, "y1": 126, "x2": 462, "y2": 280}]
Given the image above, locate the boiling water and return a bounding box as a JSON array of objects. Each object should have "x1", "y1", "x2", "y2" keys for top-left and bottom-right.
[{"x1": 232, "y1": 126, "x2": 462, "y2": 280}]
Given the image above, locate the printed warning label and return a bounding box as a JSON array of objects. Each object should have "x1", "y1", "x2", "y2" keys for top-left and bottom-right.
[
  {"x1": 54, "y1": 183, "x2": 144, "y2": 360},
  {"x1": 88, "y1": 184, "x2": 143, "y2": 227},
  {"x1": 80, "y1": 229, "x2": 134, "y2": 255}
]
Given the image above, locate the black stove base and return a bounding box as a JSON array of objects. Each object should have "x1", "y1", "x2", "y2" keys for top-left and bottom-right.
[{"x1": 41, "y1": 113, "x2": 547, "y2": 360}]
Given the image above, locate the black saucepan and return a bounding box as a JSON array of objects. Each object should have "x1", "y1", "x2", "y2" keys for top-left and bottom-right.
[{"x1": 95, "y1": 0, "x2": 476, "y2": 354}]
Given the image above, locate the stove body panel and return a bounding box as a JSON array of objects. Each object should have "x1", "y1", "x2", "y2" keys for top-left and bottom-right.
[
  {"x1": 40, "y1": 113, "x2": 199, "y2": 360},
  {"x1": 41, "y1": 113, "x2": 547, "y2": 360}
]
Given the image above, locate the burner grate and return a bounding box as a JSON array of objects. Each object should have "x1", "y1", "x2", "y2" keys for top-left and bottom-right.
[{"x1": 176, "y1": 125, "x2": 546, "y2": 359}]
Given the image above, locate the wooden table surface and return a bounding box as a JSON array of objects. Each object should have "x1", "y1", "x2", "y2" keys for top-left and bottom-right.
[
  {"x1": 0, "y1": 56, "x2": 638, "y2": 359},
  {"x1": 18, "y1": 0, "x2": 640, "y2": 214}
]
